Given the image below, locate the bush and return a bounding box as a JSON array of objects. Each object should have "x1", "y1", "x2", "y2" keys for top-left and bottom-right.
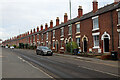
[
  {"x1": 66, "y1": 41, "x2": 78, "y2": 53},
  {"x1": 12, "y1": 44, "x2": 16, "y2": 48}
]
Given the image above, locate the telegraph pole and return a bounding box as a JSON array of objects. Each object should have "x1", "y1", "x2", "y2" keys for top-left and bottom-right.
[{"x1": 69, "y1": 0, "x2": 72, "y2": 54}]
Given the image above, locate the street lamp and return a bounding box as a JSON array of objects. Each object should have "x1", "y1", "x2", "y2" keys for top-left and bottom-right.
[{"x1": 69, "y1": 0, "x2": 72, "y2": 54}]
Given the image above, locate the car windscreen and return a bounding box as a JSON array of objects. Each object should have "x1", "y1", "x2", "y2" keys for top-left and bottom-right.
[{"x1": 41, "y1": 47, "x2": 49, "y2": 49}]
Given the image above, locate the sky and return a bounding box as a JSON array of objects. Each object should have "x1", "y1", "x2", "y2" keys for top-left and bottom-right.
[{"x1": 0, "y1": 0, "x2": 114, "y2": 41}]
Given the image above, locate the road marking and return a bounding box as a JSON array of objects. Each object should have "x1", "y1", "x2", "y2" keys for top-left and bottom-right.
[
  {"x1": 18, "y1": 56, "x2": 55, "y2": 79},
  {"x1": 78, "y1": 66, "x2": 120, "y2": 77}
]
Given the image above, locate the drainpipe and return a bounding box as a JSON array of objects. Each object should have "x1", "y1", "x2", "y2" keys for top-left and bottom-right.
[{"x1": 111, "y1": 11, "x2": 114, "y2": 51}]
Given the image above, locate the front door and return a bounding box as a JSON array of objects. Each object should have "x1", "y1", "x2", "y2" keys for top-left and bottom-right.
[
  {"x1": 83, "y1": 38, "x2": 87, "y2": 52},
  {"x1": 104, "y1": 38, "x2": 109, "y2": 52},
  {"x1": 56, "y1": 43, "x2": 58, "y2": 52}
]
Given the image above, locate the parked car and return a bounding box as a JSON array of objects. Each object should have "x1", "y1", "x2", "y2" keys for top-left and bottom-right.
[
  {"x1": 36, "y1": 46, "x2": 53, "y2": 56},
  {"x1": 5, "y1": 46, "x2": 8, "y2": 48},
  {"x1": 10, "y1": 46, "x2": 14, "y2": 49}
]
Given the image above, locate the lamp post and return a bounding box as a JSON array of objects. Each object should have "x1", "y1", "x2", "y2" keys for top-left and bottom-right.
[{"x1": 69, "y1": 0, "x2": 72, "y2": 54}]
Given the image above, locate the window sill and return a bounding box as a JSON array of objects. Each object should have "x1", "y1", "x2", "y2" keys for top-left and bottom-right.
[
  {"x1": 92, "y1": 28, "x2": 99, "y2": 31},
  {"x1": 117, "y1": 24, "x2": 120, "y2": 27},
  {"x1": 118, "y1": 47, "x2": 120, "y2": 48},
  {"x1": 76, "y1": 32, "x2": 80, "y2": 34},
  {"x1": 52, "y1": 47, "x2": 55, "y2": 49},
  {"x1": 53, "y1": 37, "x2": 55, "y2": 39},
  {"x1": 93, "y1": 46, "x2": 100, "y2": 49},
  {"x1": 68, "y1": 34, "x2": 71, "y2": 36},
  {"x1": 60, "y1": 35, "x2": 64, "y2": 37},
  {"x1": 60, "y1": 47, "x2": 64, "y2": 49}
]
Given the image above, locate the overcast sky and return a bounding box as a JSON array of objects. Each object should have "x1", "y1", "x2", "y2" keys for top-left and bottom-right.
[{"x1": 0, "y1": 0, "x2": 114, "y2": 41}]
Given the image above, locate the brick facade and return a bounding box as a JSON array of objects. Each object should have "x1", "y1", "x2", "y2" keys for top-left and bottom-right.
[{"x1": 2, "y1": 1, "x2": 120, "y2": 55}]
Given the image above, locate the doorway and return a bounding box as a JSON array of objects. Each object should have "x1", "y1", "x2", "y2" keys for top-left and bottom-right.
[
  {"x1": 83, "y1": 38, "x2": 87, "y2": 52},
  {"x1": 104, "y1": 35, "x2": 109, "y2": 53}
]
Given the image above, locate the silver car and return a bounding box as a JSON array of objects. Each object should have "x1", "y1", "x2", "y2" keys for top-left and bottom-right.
[{"x1": 36, "y1": 46, "x2": 53, "y2": 56}]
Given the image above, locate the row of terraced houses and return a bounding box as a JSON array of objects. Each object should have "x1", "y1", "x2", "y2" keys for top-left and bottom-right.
[{"x1": 2, "y1": 0, "x2": 120, "y2": 54}]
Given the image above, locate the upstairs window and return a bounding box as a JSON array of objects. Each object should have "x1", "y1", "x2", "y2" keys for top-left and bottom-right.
[
  {"x1": 92, "y1": 16, "x2": 99, "y2": 30},
  {"x1": 69, "y1": 25, "x2": 72, "y2": 35},
  {"x1": 41, "y1": 34, "x2": 43, "y2": 40},
  {"x1": 76, "y1": 23, "x2": 80, "y2": 33},
  {"x1": 33, "y1": 35, "x2": 35, "y2": 42},
  {"x1": 46, "y1": 32, "x2": 48, "y2": 40},
  {"x1": 37, "y1": 34, "x2": 39, "y2": 40},
  {"x1": 118, "y1": 11, "x2": 120, "y2": 24},
  {"x1": 61, "y1": 27, "x2": 64, "y2": 36},
  {"x1": 53, "y1": 30, "x2": 55, "y2": 38}
]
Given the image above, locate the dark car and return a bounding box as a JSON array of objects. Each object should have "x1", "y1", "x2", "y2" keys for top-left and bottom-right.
[{"x1": 36, "y1": 46, "x2": 53, "y2": 56}]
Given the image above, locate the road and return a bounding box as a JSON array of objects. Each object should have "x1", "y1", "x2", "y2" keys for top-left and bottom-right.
[{"x1": 1, "y1": 47, "x2": 120, "y2": 80}]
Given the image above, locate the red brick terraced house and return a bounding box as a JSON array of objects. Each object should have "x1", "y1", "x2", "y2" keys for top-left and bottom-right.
[{"x1": 2, "y1": 0, "x2": 120, "y2": 55}]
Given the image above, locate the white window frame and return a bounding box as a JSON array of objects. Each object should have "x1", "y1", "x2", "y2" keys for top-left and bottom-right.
[
  {"x1": 76, "y1": 38, "x2": 80, "y2": 48},
  {"x1": 33, "y1": 35, "x2": 35, "y2": 42},
  {"x1": 61, "y1": 27, "x2": 64, "y2": 37},
  {"x1": 53, "y1": 41, "x2": 55, "y2": 49},
  {"x1": 68, "y1": 25, "x2": 72, "y2": 35},
  {"x1": 92, "y1": 16, "x2": 99, "y2": 31},
  {"x1": 60, "y1": 40, "x2": 64, "y2": 49},
  {"x1": 92, "y1": 32, "x2": 100, "y2": 49},
  {"x1": 46, "y1": 32, "x2": 48, "y2": 40},
  {"x1": 41, "y1": 34, "x2": 43, "y2": 40},
  {"x1": 53, "y1": 30, "x2": 55, "y2": 38},
  {"x1": 76, "y1": 23, "x2": 80, "y2": 34},
  {"x1": 117, "y1": 9, "x2": 120, "y2": 26},
  {"x1": 37, "y1": 34, "x2": 39, "y2": 40}
]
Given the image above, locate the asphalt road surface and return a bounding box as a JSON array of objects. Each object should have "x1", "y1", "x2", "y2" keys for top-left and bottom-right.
[{"x1": 1, "y1": 47, "x2": 120, "y2": 80}]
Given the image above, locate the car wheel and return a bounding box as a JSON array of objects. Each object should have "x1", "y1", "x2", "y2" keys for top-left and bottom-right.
[{"x1": 41, "y1": 52, "x2": 44, "y2": 56}]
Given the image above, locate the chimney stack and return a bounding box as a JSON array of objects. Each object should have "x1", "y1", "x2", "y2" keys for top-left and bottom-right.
[
  {"x1": 28, "y1": 31, "x2": 29, "y2": 35},
  {"x1": 64, "y1": 13, "x2": 68, "y2": 23},
  {"x1": 37, "y1": 26, "x2": 39, "y2": 32},
  {"x1": 31, "y1": 29, "x2": 32, "y2": 34},
  {"x1": 50, "y1": 20, "x2": 53, "y2": 28},
  {"x1": 33, "y1": 28, "x2": 35, "y2": 33},
  {"x1": 56, "y1": 17, "x2": 59, "y2": 26},
  {"x1": 114, "y1": 0, "x2": 120, "y2": 4},
  {"x1": 78, "y1": 6, "x2": 83, "y2": 18},
  {"x1": 93, "y1": 0, "x2": 98, "y2": 13},
  {"x1": 45, "y1": 23, "x2": 48, "y2": 30},
  {"x1": 41, "y1": 25, "x2": 43, "y2": 31}
]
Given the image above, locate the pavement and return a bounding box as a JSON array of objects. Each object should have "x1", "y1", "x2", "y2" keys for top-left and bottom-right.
[
  {"x1": 2, "y1": 47, "x2": 52, "y2": 78},
  {"x1": 54, "y1": 53, "x2": 119, "y2": 68}
]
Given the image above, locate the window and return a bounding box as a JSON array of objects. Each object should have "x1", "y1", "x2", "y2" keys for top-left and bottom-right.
[
  {"x1": 76, "y1": 24, "x2": 80, "y2": 33},
  {"x1": 92, "y1": 16, "x2": 99, "y2": 30},
  {"x1": 60, "y1": 40, "x2": 63, "y2": 48},
  {"x1": 46, "y1": 42, "x2": 48, "y2": 47},
  {"x1": 119, "y1": 32, "x2": 120, "y2": 47},
  {"x1": 53, "y1": 41, "x2": 55, "y2": 48},
  {"x1": 53, "y1": 30, "x2": 55, "y2": 38},
  {"x1": 61, "y1": 27, "x2": 64, "y2": 36},
  {"x1": 76, "y1": 38, "x2": 80, "y2": 47},
  {"x1": 46, "y1": 32, "x2": 48, "y2": 40},
  {"x1": 41, "y1": 34, "x2": 43, "y2": 40},
  {"x1": 118, "y1": 11, "x2": 120, "y2": 24},
  {"x1": 93, "y1": 35, "x2": 99, "y2": 48},
  {"x1": 69, "y1": 25, "x2": 72, "y2": 35},
  {"x1": 37, "y1": 34, "x2": 39, "y2": 40},
  {"x1": 33, "y1": 35, "x2": 35, "y2": 42}
]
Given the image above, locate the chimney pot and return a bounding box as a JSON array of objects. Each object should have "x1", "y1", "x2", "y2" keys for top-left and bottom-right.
[
  {"x1": 78, "y1": 6, "x2": 83, "y2": 18},
  {"x1": 64, "y1": 13, "x2": 68, "y2": 23},
  {"x1": 41, "y1": 25, "x2": 43, "y2": 31},
  {"x1": 37, "y1": 26, "x2": 39, "y2": 32},
  {"x1": 45, "y1": 23, "x2": 48, "y2": 30},
  {"x1": 93, "y1": 0, "x2": 98, "y2": 13},
  {"x1": 50, "y1": 20, "x2": 53, "y2": 28},
  {"x1": 34, "y1": 28, "x2": 35, "y2": 33},
  {"x1": 56, "y1": 17, "x2": 59, "y2": 26}
]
